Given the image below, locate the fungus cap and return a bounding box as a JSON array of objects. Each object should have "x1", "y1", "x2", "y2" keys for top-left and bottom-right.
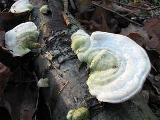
[
  {"x1": 67, "y1": 107, "x2": 90, "y2": 120},
  {"x1": 5, "y1": 22, "x2": 39, "y2": 57},
  {"x1": 10, "y1": 0, "x2": 33, "y2": 14},
  {"x1": 71, "y1": 30, "x2": 151, "y2": 103}
]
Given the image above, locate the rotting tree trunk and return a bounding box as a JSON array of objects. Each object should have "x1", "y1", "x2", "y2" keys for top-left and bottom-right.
[
  {"x1": 31, "y1": 0, "x2": 158, "y2": 120},
  {"x1": 0, "y1": 14, "x2": 38, "y2": 120}
]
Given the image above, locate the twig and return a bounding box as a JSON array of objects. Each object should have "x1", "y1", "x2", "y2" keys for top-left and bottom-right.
[
  {"x1": 123, "y1": 10, "x2": 138, "y2": 17},
  {"x1": 1, "y1": 8, "x2": 9, "y2": 12},
  {"x1": 151, "y1": 64, "x2": 158, "y2": 73},
  {"x1": 113, "y1": 1, "x2": 147, "y2": 10},
  {"x1": 62, "y1": 0, "x2": 83, "y2": 31},
  {"x1": 50, "y1": 60, "x2": 63, "y2": 77},
  {"x1": 62, "y1": 12, "x2": 71, "y2": 26},
  {"x1": 58, "y1": 80, "x2": 69, "y2": 94},
  {"x1": 92, "y1": 1, "x2": 143, "y2": 26},
  {"x1": 147, "y1": 6, "x2": 160, "y2": 11},
  {"x1": 113, "y1": 1, "x2": 160, "y2": 11},
  {"x1": 63, "y1": 0, "x2": 68, "y2": 13}
]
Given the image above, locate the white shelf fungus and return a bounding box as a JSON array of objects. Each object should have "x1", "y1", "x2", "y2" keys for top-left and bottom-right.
[
  {"x1": 40, "y1": 5, "x2": 49, "y2": 14},
  {"x1": 67, "y1": 107, "x2": 90, "y2": 120},
  {"x1": 37, "y1": 78, "x2": 49, "y2": 88},
  {"x1": 5, "y1": 22, "x2": 39, "y2": 57},
  {"x1": 71, "y1": 30, "x2": 151, "y2": 103},
  {"x1": 10, "y1": 0, "x2": 33, "y2": 14}
]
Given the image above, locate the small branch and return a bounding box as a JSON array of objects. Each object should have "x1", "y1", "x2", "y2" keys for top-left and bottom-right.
[
  {"x1": 63, "y1": 0, "x2": 68, "y2": 13},
  {"x1": 58, "y1": 80, "x2": 69, "y2": 95},
  {"x1": 113, "y1": 1, "x2": 147, "y2": 10},
  {"x1": 92, "y1": 1, "x2": 143, "y2": 26},
  {"x1": 147, "y1": 6, "x2": 160, "y2": 11},
  {"x1": 113, "y1": 1, "x2": 160, "y2": 11}
]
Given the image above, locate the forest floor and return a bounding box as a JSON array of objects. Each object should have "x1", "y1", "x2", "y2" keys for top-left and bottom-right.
[{"x1": 0, "y1": 0, "x2": 160, "y2": 120}]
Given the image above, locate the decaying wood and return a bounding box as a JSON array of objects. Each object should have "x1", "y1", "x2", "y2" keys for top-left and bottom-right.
[
  {"x1": 32, "y1": 0, "x2": 157, "y2": 120},
  {"x1": 0, "y1": 55, "x2": 38, "y2": 120},
  {"x1": 0, "y1": 21, "x2": 38, "y2": 120}
]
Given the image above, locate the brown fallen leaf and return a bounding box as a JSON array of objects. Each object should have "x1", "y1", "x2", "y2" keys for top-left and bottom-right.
[
  {"x1": 144, "y1": 17, "x2": 160, "y2": 53},
  {"x1": 127, "y1": 32, "x2": 146, "y2": 46},
  {"x1": 121, "y1": 23, "x2": 149, "y2": 47},
  {"x1": 76, "y1": 0, "x2": 92, "y2": 13}
]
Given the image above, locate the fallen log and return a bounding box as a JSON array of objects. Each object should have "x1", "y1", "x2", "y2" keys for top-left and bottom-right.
[{"x1": 32, "y1": 0, "x2": 158, "y2": 120}]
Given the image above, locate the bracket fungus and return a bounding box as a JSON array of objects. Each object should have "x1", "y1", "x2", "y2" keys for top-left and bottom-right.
[
  {"x1": 40, "y1": 5, "x2": 50, "y2": 14},
  {"x1": 71, "y1": 30, "x2": 151, "y2": 103},
  {"x1": 67, "y1": 107, "x2": 90, "y2": 120},
  {"x1": 10, "y1": 0, "x2": 33, "y2": 14},
  {"x1": 37, "y1": 78, "x2": 49, "y2": 88},
  {"x1": 5, "y1": 22, "x2": 39, "y2": 57}
]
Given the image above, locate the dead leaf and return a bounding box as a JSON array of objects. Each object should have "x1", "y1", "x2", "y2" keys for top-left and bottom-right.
[
  {"x1": 127, "y1": 32, "x2": 146, "y2": 46},
  {"x1": 144, "y1": 17, "x2": 160, "y2": 53},
  {"x1": 77, "y1": 0, "x2": 92, "y2": 13},
  {"x1": 121, "y1": 23, "x2": 149, "y2": 46}
]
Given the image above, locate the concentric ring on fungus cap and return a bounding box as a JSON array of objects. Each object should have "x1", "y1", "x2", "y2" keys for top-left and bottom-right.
[{"x1": 71, "y1": 30, "x2": 151, "y2": 103}]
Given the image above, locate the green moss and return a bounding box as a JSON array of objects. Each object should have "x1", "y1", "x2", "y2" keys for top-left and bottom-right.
[{"x1": 67, "y1": 107, "x2": 90, "y2": 120}]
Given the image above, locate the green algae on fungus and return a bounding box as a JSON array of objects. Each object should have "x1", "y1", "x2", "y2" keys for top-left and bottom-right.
[
  {"x1": 67, "y1": 107, "x2": 90, "y2": 120},
  {"x1": 71, "y1": 29, "x2": 151, "y2": 103},
  {"x1": 5, "y1": 22, "x2": 39, "y2": 57}
]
